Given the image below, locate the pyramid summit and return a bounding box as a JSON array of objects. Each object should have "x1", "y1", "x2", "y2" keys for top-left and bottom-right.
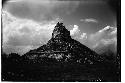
[{"x1": 52, "y1": 22, "x2": 71, "y2": 40}]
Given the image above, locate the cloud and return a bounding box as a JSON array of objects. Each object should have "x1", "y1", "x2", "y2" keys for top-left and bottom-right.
[
  {"x1": 80, "y1": 33, "x2": 87, "y2": 39},
  {"x1": 70, "y1": 25, "x2": 80, "y2": 36},
  {"x1": 92, "y1": 37, "x2": 117, "y2": 54},
  {"x1": 80, "y1": 18, "x2": 98, "y2": 23},
  {"x1": 4, "y1": 0, "x2": 80, "y2": 22},
  {"x1": 98, "y1": 26, "x2": 116, "y2": 33},
  {"x1": 88, "y1": 26, "x2": 116, "y2": 44},
  {"x1": 69, "y1": 25, "x2": 87, "y2": 44},
  {"x1": 3, "y1": 45, "x2": 36, "y2": 55},
  {"x1": 2, "y1": 10, "x2": 117, "y2": 55},
  {"x1": 2, "y1": 10, "x2": 60, "y2": 55},
  {"x1": 87, "y1": 26, "x2": 117, "y2": 54},
  {"x1": 69, "y1": 25, "x2": 117, "y2": 54}
]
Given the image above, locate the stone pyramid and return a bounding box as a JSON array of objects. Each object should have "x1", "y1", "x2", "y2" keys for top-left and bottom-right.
[{"x1": 24, "y1": 22, "x2": 104, "y2": 63}]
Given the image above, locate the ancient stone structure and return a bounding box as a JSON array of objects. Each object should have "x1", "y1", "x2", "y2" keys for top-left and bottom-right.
[{"x1": 24, "y1": 22, "x2": 103, "y2": 63}]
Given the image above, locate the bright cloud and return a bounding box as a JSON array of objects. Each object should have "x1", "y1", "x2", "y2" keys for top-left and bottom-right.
[
  {"x1": 80, "y1": 33, "x2": 87, "y2": 39},
  {"x1": 70, "y1": 25, "x2": 87, "y2": 44},
  {"x1": 98, "y1": 26, "x2": 115, "y2": 33},
  {"x1": 70, "y1": 25, "x2": 80, "y2": 36},
  {"x1": 2, "y1": 10, "x2": 60, "y2": 55},
  {"x1": 80, "y1": 18, "x2": 98, "y2": 23}
]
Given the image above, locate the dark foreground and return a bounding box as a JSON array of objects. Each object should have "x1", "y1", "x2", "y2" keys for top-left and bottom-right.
[{"x1": 2, "y1": 61, "x2": 120, "y2": 82}]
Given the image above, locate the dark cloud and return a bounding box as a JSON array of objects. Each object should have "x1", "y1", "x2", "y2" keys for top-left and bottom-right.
[
  {"x1": 106, "y1": 0, "x2": 120, "y2": 13},
  {"x1": 4, "y1": 0, "x2": 80, "y2": 22}
]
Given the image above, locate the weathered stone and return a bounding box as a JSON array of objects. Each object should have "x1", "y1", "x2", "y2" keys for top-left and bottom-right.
[{"x1": 24, "y1": 22, "x2": 103, "y2": 63}]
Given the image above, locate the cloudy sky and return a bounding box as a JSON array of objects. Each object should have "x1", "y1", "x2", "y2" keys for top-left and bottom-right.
[{"x1": 2, "y1": 0, "x2": 117, "y2": 55}]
